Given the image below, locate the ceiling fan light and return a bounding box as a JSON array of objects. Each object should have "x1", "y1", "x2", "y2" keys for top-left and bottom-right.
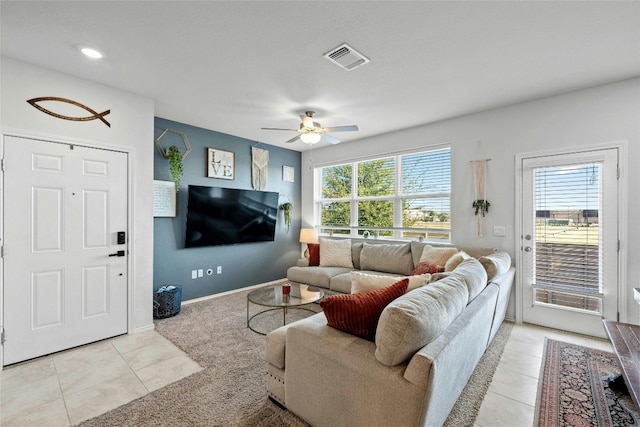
[{"x1": 300, "y1": 133, "x2": 321, "y2": 144}]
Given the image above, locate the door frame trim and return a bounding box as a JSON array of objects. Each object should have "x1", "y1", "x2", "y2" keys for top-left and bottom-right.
[
  {"x1": 0, "y1": 129, "x2": 136, "y2": 369},
  {"x1": 515, "y1": 140, "x2": 628, "y2": 326}
]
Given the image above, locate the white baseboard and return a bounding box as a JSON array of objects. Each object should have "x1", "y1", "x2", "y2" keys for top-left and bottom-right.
[{"x1": 182, "y1": 278, "x2": 289, "y2": 306}]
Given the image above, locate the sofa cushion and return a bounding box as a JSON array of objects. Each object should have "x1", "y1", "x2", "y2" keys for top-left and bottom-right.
[
  {"x1": 419, "y1": 245, "x2": 458, "y2": 268},
  {"x1": 351, "y1": 242, "x2": 363, "y2": 270},
  {"x1": 410, "y1": 241, "x2": 429, "y2": 267},
  {"x1": 374, "y1": 278, "x2": 469, "y2": 366},
  {"x1": 288, "y1": 266, "x2": 353, "y2": 289},
  {"x1": 320, "y1": 278, "x2": 409, "y2": 341},
  {"x1": 451, "y1": 258, "x2": 488, "y2": 303},
  {"x1": 478, "y1": 251, "x2": 511, "y2": 281},
  {"x1": 329, "y1": 272, "x2": 354, "y2": 293},
  {"x1": 444, "y1": 250, "x2": 471, "y2": 272},
  {"x1": 360, "y1": 243, "x2": 413, "y2": 275},
  {"x1": 350, "y1": 271, "x2": 430, "y2": 294},
  {"x1": 319, "y1": 238, "x2": 354, "y2": 268},
  {"x1": 411, "y1": 261, "x2": 445, "y2": 275},
  {"x1": 308, "y1": 243, "x2": 320, "y2": 266}
]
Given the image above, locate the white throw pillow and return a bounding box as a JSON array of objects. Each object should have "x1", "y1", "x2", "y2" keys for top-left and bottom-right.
[
  {"x1": 350, "y1": 271, "x2": 430, "y2": 294},
  {"x1": 444, "y1": 250, "x2": 471, "y2": 272},
  {"x1": 319, "y1": 238, "x2": 354, "y2": 268},
  {"x1": 478, "y1": 251, "x2": 511, "y2": 280}
]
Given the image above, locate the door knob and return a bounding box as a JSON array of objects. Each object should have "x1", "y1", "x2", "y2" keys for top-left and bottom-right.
[
  {"x1": 108, "y1": 250, "x2": 125, "y2": 257},
  {"x1": 524, "y1": 246, "x2": 532, "y2": 252}
]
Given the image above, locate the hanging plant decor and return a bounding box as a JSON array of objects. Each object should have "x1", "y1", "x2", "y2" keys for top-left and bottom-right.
[
  {"x1": 471, "y1": 157, "x2": 490, "y2": 237},
  {"x1": 472, "y1": 199, "x2": 490, "y2": 217},
  {"x1": 280, "y1": 202, "x2": 293, "y2": 232},
  {"x1": 167, "y1": 145, "x2": 184, "y2": 191}
]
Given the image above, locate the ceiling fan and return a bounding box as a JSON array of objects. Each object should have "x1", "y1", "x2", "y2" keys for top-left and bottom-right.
[{"x1": 261, "y1": 111, "x2": 359, "y2": 145}]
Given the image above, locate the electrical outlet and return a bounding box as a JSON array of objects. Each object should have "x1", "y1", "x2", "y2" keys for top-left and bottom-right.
[
  {"x1": 493, "y1": 226, "x2": 506, "y2": 237},
  {"x1": 198, "y1": 269, "x2": 203, "y2": 278},
  {"x1": 217, "y1": 266, "x2": 222, "y2": 274},
  {"x1": 191, "y1": 270, "x2": 197, "y2": 279}
]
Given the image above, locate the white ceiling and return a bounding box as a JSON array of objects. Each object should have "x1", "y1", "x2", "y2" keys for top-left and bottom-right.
[{"x1": 2, "y1": 1, "x2": 639, "y2": 151}]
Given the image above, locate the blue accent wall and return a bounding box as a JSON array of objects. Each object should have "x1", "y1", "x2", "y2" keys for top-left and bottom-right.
[{"x1": 153, "y1": 117, "x2": 301, "y2": 301}]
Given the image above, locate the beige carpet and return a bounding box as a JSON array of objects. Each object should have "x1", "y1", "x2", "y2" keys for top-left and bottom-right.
[{"x1": 79, "y1": 287, "x2": 512, "y2": 426}]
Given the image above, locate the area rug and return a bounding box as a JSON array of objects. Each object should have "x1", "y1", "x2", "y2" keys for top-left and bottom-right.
[
  {"x1": 535, "y1": 339, "x2": 640, "y2": 427},
  {"x1": 79, "y1": 287, "x2": 512, "y2": 426}
]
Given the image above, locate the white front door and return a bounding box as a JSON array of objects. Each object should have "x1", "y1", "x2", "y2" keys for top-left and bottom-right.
[
  {"x1": 519, "y1": 148, "x2": 619, "y2": 338},
  {"x1": 3, "y1": 136, "x2": 128, "y2": 365}
]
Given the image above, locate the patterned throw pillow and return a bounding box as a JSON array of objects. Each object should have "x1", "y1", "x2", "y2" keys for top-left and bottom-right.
[
  {"x1": 419, "y1": 245, "x2": 458, "y2": 266},
  {"x1": 411, "y1": 261, "x2": 445, "y2": 275},
  {"x1": 320, "y1": 279, "x2": 409, "y2": 341},
  {"x1": 307, "y1": 243, "x2": 320, "y2": 266},
  {"x1": 319, "y1": 238, "x2": 354, "y2": 268}
]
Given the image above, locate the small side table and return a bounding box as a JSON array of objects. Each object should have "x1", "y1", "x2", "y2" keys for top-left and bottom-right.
[{"x1": 602, "y1": 319, "x2": 640, "y2": 407}]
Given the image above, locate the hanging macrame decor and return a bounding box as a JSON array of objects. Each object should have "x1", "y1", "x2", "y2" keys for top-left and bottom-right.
[
  {"x1": 251, "y1": 146, "x2": 269, "y2": 190},
  {"x1": 471, "y1": 144, "x2": 491, "y2": 236}
]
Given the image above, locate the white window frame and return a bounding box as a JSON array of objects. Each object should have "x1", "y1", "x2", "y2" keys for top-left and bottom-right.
[{"x1": 313, "y1": 145, "x2": 451, "y2": 242}]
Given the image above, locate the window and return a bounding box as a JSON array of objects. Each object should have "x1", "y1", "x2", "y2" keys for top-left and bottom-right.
[
  {"x1": 315, "y1": 147, "x2": 451, "y2": 241},
  {"x1": 533, "y1": 162, "x2": 603, "y2": 312}
]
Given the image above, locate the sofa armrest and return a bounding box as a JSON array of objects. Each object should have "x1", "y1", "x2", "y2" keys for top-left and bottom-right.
[
  {"x1": 285, "y1": 321, "x2": 424, "y2": 427},
  {"x1": 296, "y1": 258, "x2": 310, "y2": 267},
  {"x1": 265, "y1": 312, "x2": 326, "y2": 369},
  {"x1": 487, "y1": 266, "x2": 515, "y2": 343}
]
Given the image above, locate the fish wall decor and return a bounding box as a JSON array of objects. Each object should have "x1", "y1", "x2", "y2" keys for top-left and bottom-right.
[{"x1": 26, "y1": 97, "x2": 111, "y2": 127}]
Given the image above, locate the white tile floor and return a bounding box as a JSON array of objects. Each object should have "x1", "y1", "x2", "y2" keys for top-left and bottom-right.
[
  {"x1": 0, "y1": 330, "x2": 202, "y2": 426},
  {"x1": 474, "y1": 322, "x2": 612, "y2": 427},
  {"x1": 0, "y1": 322, "x2": 611, "y2": 427}
]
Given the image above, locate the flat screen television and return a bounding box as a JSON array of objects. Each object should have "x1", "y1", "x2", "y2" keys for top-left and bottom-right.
[{"x1": 184, "y1": 185, "x2": 279, "y2": 248}]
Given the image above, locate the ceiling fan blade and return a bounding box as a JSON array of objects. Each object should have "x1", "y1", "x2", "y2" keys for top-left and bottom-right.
[
  {"x1": 285, "y1": 134, "x2": 302, "y2": 144},
  {"x1": 300, "y1": 114, "x2": 315, "y2": 129},
  {"x1": 323, "y1": 134, "x2": 341, "y2": 144},
  {"x1": 261, "y1": 127, "x2": 299, "y2": 132},
  {"x1": 323, "y1": 125, "x2": 359, "y2": 132}
]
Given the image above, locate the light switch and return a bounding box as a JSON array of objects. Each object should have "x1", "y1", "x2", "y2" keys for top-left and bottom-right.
[{"x1": 493, "y1": 226, "x2": 506, "y2": 237}]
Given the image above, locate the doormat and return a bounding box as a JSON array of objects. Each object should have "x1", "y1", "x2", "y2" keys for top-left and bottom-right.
[{"x1": 535, "y1": 339, "x2": 640, "y2": 426}]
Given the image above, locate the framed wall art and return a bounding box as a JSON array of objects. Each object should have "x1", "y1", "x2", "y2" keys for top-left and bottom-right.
[{"x1": 207, "y1": 147, "x2": 235, "y2": 180}]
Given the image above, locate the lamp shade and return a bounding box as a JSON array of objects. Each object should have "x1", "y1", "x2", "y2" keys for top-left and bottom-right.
[
  {"x1": 300, "y1": 133, "x2": 321, "y2": 144},
  {"x1": 299, "y1": 228, "x2": 319, "y2": 244}
]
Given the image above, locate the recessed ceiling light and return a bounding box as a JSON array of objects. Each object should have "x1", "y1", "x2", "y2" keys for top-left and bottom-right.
[{"x1": 79, "y1": 46, "x2": 103, "y2": 59}]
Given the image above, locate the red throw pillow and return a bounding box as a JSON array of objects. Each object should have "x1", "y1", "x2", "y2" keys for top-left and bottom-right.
[
  {"x1": 411, "y1": 261, "x2": 445, "y2": 275},
  {"x1": 308, "y1": 243, "x2": 320, "y2": 266},
  {"x1": 320, "y1": 278, "x2": 409, "y2": 341}
]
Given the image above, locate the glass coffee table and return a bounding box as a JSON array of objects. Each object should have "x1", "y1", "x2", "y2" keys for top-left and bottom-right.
[{"x1": 247, "y1": 283, "x2": 324, "y2": 335}]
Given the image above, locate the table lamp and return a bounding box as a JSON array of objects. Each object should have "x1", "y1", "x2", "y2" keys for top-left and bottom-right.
[{"x1": 299, "y1": 228, "x2": 319, "y2": 258}]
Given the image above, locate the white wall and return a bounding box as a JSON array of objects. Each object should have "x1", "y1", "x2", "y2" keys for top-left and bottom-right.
[
  {"x1": 302, "y1": 78, "x2": 640, "y2": 322},
  {"x1": 0, "y1": 57, "x2": 155, "y2": 340}
]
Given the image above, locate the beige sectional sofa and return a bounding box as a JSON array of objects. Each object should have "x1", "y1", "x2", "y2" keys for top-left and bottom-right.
[{"x1": 266, "y1": 240, "x2": 514, "y2": 427}]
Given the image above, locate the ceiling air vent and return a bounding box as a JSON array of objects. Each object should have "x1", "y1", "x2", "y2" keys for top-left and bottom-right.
[{"x1": 324, "y1": 43, "x2": 370, "y2": 71}]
